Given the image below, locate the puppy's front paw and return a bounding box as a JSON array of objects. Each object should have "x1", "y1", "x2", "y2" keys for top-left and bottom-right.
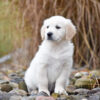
[
  {"x1": 39, "y1": 89, "x2": 50, "y2": 96},
  {"x1": 54, "y1": 87, "x2": 68, "y2": 95}
]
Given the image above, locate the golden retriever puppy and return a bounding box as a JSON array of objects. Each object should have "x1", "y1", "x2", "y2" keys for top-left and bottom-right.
[{"x1": 24, "y1": 16, "x2": 76, "y2": 95}]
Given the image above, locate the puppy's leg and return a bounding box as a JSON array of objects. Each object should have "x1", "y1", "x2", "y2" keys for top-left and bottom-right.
[
  {"x1": 55, "y1": 63, "x2": 72, "y2": 95},
  {"x1": 37, "y1": 65, "x2": 50, "y2": 96}
]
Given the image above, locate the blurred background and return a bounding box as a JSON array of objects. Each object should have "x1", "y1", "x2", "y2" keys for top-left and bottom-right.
[{"x1": 0, "y1": 0, "x2": 100, "y2": 71}]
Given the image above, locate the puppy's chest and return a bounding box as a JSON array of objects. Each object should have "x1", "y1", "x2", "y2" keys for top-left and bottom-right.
[{"x1": 47, "y1": 50, "x2": 67, "y2": 82}]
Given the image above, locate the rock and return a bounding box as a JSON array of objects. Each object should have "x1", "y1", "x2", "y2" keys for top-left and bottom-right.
[
  {"x1": 73, "y1": 88, "x2": 90, "y2": 95},
  {"x1": 88, "y1": 88, "x2": 100, "y2": 94},
  {"x1": 9, "y1": 82, "x2": 18, "y2": 89},
  {"x1": 10, "y1": 77, "x2": 23, "y2": 83},
  {"x1": 8, "y1": 73, "x2": 18, "y2": 79},
  {"x1": 51, "y1": 93, "x2": 60, "y2": 99},
  {"x1": 0, "y1": 80, "x2": 9, "y2": 84},
  {"x1": 36, "y1": 96, "x2": 55, "y2": 100},
  {"x1": 74, "y1": 72, "x2": 83, "y2": 78},
  {"x1": 22, "y1": 96, "x2": 36, "y2": 100},
  {"x1": 9, "y1": 89, "x2": 27, "y2": 96},
  {"x1": 0, "y1": 91, "x2": 19, "y2": 100},
  {"x1": 90, "y1": 70, "x2": 100, "y2": 77},
  {"x1": 10, "y1": 95, "x2": 22, "y2": 100},
  {"x1": 37, "y1": 91, "x2": 49, "y2": 96},
  {"x1": 0, "y1": 73, "x2": 4, "y2": 80},
  {"x1": 66, "y1": 85, "x2": 76, "y2": 94},
  {"x1": 1, "y1": 84, "x2": 13, "y2": 92},
  {"x1": 57, "y1": 94, "x2": 68, "y2": 100},
  {"x1": 75, "y1": 72, "x2": 89, "y2": 79},
  {"x1": 30, "y1": 90, "x2": 38, "y2": 96},
  {"x1": 18, "y1": 80, "x2": 28, "y2": 92},
  {"x1": 75, "y1": 77, "x2": 96, "y2": 89},
  {"x1": 88, "y1": 95, "x2": 100, "y2": 100},
  {"x1": 68, "y1": 95, "x2": 88, "y2": 100}
]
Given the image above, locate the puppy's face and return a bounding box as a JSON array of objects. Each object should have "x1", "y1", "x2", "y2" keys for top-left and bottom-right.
[{"x1": 41, "y1": 16, "x2": 76, "y2": 42}]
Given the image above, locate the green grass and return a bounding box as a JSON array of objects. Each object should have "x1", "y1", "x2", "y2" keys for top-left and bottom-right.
[{"x1": 0, "y1": 1, "x2": 30, "y2": 57}]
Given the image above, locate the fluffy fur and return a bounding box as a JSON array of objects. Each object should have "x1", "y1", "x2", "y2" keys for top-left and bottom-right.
[{"x1": 24, "y1": 16, "x2": 76, "y2": 95}]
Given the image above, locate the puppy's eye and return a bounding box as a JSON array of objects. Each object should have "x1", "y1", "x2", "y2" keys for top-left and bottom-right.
[
  {"x1": 56, "y1": 25, "x2": 61, "y2": 29},
  {"x1": 47, "y1": 26, "x2": 49, "y2": 28}
]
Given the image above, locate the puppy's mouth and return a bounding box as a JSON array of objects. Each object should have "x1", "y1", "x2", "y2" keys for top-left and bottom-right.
[{"x1": 47, "y1": 36, "x2": 53, "y2": 40}]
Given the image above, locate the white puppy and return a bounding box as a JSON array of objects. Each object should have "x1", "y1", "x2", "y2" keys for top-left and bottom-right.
[{"x1": 24, "y1": 16, "x2": 76, "y2": 95}]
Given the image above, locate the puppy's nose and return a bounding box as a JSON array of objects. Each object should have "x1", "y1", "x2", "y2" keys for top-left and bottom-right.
[{"x1": 47, "y1": 32, "x2": 53, "y2": 37}]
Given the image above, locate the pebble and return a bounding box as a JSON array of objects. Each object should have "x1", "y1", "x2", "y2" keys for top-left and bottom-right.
[
  {"x1": 37, "y1": 91, "x2": 49, "y2": 96},
  {"x1": 73, "y1": 88, "x2": 90, "y2": 95},
  {"x1": 10, "y1": 95, "x2": 22, "y2": 100},
  {"x1": 18, "y1": 80, "x2": 28, "y2": 92},
  {"x1": 9, "y1": 89, "x2": 27, "y2": 96},
  {"x1": 66, "y1": 85, "x2": 76, "y2": 94},
  {"x1": 1, "y1": 84, "x2": 13, "y2": 92},
  {"x1": 9, "y1": 82, "x2": 18, "y2": 89},
  {"x1": 51, "y1": 93, "x2": 60, "y2": 99},
  {"x1": 75, "y1": 77, "x2": 96, "y2": 89},
  {"x1": 74, "y1": 72, "x2": 89, "y2": 79},
  {"x1": 36, "y1": 96, "x2": 55, "y2": 100}
]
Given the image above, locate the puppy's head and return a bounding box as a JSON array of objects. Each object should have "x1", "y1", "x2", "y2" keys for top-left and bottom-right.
[{"x1": 41, "y1": 16, "x2": 76, "y2": 42}]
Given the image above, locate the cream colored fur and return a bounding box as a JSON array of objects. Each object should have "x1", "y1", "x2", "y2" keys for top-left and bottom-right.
[{"x1": 24, "y1": 16, "x2": 76, "y2": 95}]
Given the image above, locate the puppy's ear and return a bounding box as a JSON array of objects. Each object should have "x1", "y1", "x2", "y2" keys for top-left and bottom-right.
[
  {"x1": 65, "y1": 19, "x2": 76, "y2": 41},
  {"x1": 40, "y1": 24, "x2": 45, "y2": 40}
]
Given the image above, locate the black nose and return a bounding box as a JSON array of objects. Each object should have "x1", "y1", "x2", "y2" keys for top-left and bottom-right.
[{"x1": 47, "y1": 32, "x2": 53, "y2": 37}]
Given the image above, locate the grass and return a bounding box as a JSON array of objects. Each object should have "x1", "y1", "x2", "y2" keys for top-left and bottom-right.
[
  {"x1": 17, "y1": 0, "x2": 100, "y2": 68},
  {"x1": 0, "y1": 1, "x2": 31, "y2": 57}
]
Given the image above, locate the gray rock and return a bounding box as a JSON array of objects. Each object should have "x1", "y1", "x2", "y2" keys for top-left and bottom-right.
[
  {"x1": 88, "y1": 88, "x2": 100, "y2": 94},
  {"x1": 73, "y1": 89, "x2": 90, "y2": 95},
  {"x1": 18, "y1": 80, "x2": 28, "y2": 92},
  {"x1": 88, "y1": 95, "x2": 100, "y2": 100},
  {"x1": 66, "y1": 85, "x2": 76, "y2": 94},
  {"x1": 9, "y1": 82, "x2": 18, "y2": 89},
  {"x1": 0, "y1": 80, "x2": 9, "y2": 84},
  {"x1": 37, "y1": 91, "x2": 49, "y2": 96},
  {"x1": 10, "y1": 95, "x2": 22, "y2": 100},
  {"x1": 75, "y1": 77, "x2": 96, "y2": 89},
  {"x1": 22, "y1": 96, "x2": 36, "y2": 100},
  {"x1": 1, "y1": 84, "x2": 13, "y2": 92},
  {"x1": 9, "y1": 89, "x2": 27, "y2": 96}
]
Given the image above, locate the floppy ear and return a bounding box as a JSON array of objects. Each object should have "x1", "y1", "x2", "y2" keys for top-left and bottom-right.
[
  {"x1": 40, "y1": 24, "x2": 45, "y2": 40},
  {"x1": 65, "y1": 19, "x2": 76, "y2": 41}
]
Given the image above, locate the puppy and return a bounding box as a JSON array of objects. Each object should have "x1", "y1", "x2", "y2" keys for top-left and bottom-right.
[{"x1": 24, "y1": 16, "x2": 76, "y2": 95}]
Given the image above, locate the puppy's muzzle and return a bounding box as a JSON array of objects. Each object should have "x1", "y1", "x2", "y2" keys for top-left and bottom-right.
[{"x1": 47, "y1": 32, "x2": 53, "y2": 40}]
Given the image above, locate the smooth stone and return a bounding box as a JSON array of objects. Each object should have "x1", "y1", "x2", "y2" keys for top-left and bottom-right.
[
  {"x1": 90, "y1": 70, "x2": 100, "y2": 77},
  {"x1": 10, "y1": 77, "x2": 24, "y2": 83},
  {"x1": 18, "y1": 80, "x2": 28, "y2": 92},
  {"x1": 1, "y1": 84, "x2": 13, "y2": 92},
  {"x1": 37, "y1": 91, "x2": 49, "y2": 96},
  {"x1": 0, "y1": 92, "x2": 18, "y2": 100},
  {"x1": 36, "y1": 96, "x2": 55, "y2": 100},
  {"x1": 51, "y1": 93, "x2": 60, "y2": 99},
  {"x1": 66, "y1": 85, "x2": 76, "y2": 94},
  {"x1": 75, "y1": 72, "x2": 89, "y2": 79},
  {"x1": 9, "y1": 82, "x2": 18, "y2": 89},
  {"x1": 75, "y1": 77, "x2": 96, "y2": 89},
  {"x1": 30, "y1": 90, "x2": 38, "y2": 96},
  {"x1": 57, "y1": 94, "x2": 68, "y2": 100},
  {"x1": 22, "y1": 96, "x2": 36, "y2": 100},
  {"x1": 74, "y1": 72, "x2": 83, "y2": 78},
  {"x1": 88, "y1": 95, "x2": 100, "y2": 100},
  {"x1": 10, "y1": 95, "x2": 22, "y2": 100},
  {"x1": 70, "y1": 95, "x2": 88, "y2": 100},
  {"x1": 88, "y1": 88, "x2": 100, "y2": 94},
  {"x1": 73, "y1": 88, "x2": 90, "y2": 95},
  {"x1": 9, "y1": 89, "x2": 27, "y2": 96},
  {"x1": 0, "y1": 80, "x2": 9, "y2": 84}
]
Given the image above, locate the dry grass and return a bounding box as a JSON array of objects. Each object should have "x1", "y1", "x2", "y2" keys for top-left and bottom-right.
[{"x1": 12, "y1": 0, "x2": 100, "y2": 68}]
